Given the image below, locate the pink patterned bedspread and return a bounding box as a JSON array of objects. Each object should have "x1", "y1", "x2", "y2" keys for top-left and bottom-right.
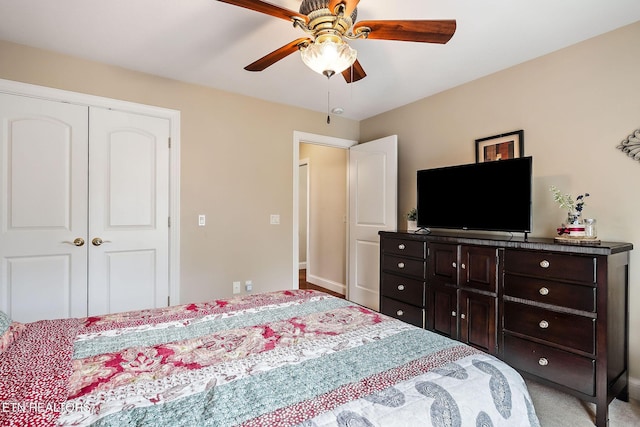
[{"x1": 0, "y1": 290, "x2": 540, "y2": 426}]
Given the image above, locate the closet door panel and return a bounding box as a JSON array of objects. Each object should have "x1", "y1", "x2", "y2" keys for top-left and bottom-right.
[
  {"x1": 88, "y1": 107, "x2": 170, "y2": 315},
  {"x1": 0, "y1": 93, "x2": 88, "y2": 322}
]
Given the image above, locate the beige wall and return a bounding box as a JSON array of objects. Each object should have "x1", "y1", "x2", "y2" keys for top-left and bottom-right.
[
  {"x1": 299, "y1": 143, "x2": 347, "y2": 294},
  {"x1": 361, "y1": 21, "x2": 640, "y2": 390},
  {"x1": 0, "y1": 40, "x2": 360, "y2": 304}
]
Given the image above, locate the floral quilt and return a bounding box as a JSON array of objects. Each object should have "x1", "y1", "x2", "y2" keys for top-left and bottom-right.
[{"x1": 0, "y1": 290, "x2": 540, "y2": 426}]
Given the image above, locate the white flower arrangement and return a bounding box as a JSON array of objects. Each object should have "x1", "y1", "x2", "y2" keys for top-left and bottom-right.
[{"x1": 549, "y1": 186, "x2": 589, "y2": 213}]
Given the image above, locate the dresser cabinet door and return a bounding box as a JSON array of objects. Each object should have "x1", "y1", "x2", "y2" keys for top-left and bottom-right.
[
  {"x1": 428, "y1": 284, "x2": 458, "y2": 338},
  {"x1": 460, "y1": 246, "x2": 498, "y2": 292},
  {"x1": 428, "y1": 243, "x2": 458, "y2": 287},
  {"x1": 459, "y1": 290, "x2": 497, "y2": 354}
]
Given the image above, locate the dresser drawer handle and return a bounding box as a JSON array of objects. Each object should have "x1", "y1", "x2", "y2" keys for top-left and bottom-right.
[
  {"x1": 538, "y1": 357, "x2": 549, "y2": 366},
  {"x1": 396, "y1": 310, "x2": 404, "y2": 316},
  {"x1": 397, "y1": 284, "x2": 405, "y2": 291},
  {"x1": 452, "y1": 262, "x2": 457, "y2": 268},
  {"x1": 398, "y1": 244, "x2": 406, "y2": 250},
  {"x1": 539, "y1": 260, "x2": 550, "y2": 268},
  {"x1": 451, "y1": 311, "x2": 457, "y2": 317},
  {"x1": 539, "y1": 287, "x2": 550, "y2": 296},
  {"x1": 461, "y1": 263, "x2": 466, "y2": 270},
  {"x1": 539, "y1": 320, "x2": 549, "y2": 329},
  {"x1": 397, "y1": 262, "x2": 405, "y2": 269}
]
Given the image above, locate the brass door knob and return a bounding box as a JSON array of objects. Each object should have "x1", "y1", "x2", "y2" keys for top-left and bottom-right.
[
  {"x1": 63, "y1": 238, "x2": 85, "y2": 246},
  {"x1": 92, "y1": 237, "x2": 111, "y2": 246}
]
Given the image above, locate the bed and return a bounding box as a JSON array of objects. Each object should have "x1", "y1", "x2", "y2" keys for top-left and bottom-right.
[{"x1": 0, "y1": 289, "x2": 540, "y2": 426}]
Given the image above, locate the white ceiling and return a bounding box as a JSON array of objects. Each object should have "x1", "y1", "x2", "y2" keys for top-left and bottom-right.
[{"x1": 1, "y1": 0, "x2": 640, "y2": 120}]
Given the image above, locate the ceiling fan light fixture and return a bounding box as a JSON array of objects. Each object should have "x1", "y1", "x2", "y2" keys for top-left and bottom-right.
[{"x1": 300, "y1": 37, "x2": 357, "y2": 77}]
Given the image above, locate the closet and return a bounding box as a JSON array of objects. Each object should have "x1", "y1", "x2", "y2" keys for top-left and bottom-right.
[{"x1": 0, "y1": 90, "x2": 173, "y2": 322}]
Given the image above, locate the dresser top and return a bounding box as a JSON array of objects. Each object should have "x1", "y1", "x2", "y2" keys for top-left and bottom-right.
[{"x1": 379, "y1": 230, "x2": 633, "y2": 256}]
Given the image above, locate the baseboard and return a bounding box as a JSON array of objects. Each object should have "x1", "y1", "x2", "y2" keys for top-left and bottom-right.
[
  {"x1": 629, "y1": 376, "x2": 640, "y2": 401},
  {"x1": 306, "y1": 273, "x2": 346, "y2": 295}
]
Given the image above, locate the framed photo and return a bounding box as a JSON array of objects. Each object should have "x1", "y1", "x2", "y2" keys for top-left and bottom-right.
[{"x1": 475, "y1": 130, "x2": 524, "y2": 162}]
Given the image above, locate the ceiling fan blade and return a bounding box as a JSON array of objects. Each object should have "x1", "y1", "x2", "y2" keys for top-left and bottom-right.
[
  {"x1": 353, "y1": 20, "x2": 456, "y2": 44},
  {"x1": 341, "y1": 59, "x2": 366, "y2": 83},
  {"x1": 217, "y1": 0, "x2": 309, "y2": 24},
  {"x1": 244, "y1": 38, "x2": 312, "y2": 72},
  {"x1": 328, "y1": 0, "x2": 360, "y2": 17}
]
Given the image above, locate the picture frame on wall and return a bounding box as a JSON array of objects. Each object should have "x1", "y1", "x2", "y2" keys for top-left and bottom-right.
[{"x1": 475, "y1": 130, "x2": 524, "y2": 162}]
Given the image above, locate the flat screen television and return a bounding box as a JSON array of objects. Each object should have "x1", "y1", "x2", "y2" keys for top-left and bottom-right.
[{"x1": 416, "y1": 156, "x2": 532, "y2": 233}]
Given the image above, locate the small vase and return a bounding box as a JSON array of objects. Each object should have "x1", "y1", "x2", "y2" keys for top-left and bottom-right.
[
  {"x1": 407, "y1": 220, "x2": 417, "y2": 231},
  {"x1": 566, "y1": 211, "x2": 585, "y2": 237}
]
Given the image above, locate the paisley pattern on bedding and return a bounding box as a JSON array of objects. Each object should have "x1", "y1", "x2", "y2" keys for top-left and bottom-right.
[{"x1": 0, "y1": 290, "x2": 540, "y2": 427}]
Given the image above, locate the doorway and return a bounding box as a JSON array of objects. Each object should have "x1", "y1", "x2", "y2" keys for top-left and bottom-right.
[
  {"x1": 299, "y1": 143, "x2": 348, "y2": 296},
  {"x1": 293, "y1": 132, "x2": 398, "y2": 310},
  {"x1": 292, "y1": 132, "x2": 357, "y2": 298}
]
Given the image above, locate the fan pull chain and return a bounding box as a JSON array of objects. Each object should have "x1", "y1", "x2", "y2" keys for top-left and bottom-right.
[
  {"x1": 322, "y1": 70, "x2": 335, "y2": 125},
  {"x1": 327, "y1": 76, "x2": 331, "y2": 124}
]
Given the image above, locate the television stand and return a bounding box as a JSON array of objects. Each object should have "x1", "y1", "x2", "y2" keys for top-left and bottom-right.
[{"x1": 378, "y1": 231, "x2": 632, "y2": 427}]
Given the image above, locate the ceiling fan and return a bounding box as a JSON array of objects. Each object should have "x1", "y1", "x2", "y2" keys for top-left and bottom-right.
[{"x1": 217, "y1": 0, "x2": 456, "y2": 83}]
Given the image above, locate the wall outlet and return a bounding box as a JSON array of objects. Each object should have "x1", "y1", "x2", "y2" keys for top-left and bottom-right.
[
  {"x1": 232, "y1": 281, "x2": 241, "y2": 294},
  {"x1": 198, "y1": 214, "x2": 206, "y2": 226},
  {"x1": 245, "y1": 280, "x2": 253, "y2": 292},
  {"x1": 270, "y1": 214, "x2": 280, "y2": 225}
]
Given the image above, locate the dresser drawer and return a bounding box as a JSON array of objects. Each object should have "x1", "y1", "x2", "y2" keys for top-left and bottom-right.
[
  {"x1": 381, "y1": 238, "x2": 425, "y2": 258},
  {"x1": 503, "y1": 335, "x2": 595, "y2": 396},
  {"x1": 504, "y1": 250, "x2": 595, "y2": 283},
  {"x1": 504, "y1": 274, "x2": 596, "y2": 312},
  {"x1": 382, "y1": 254, "x2": 426, "y2": 278},
  {"x1": 381, "y1": 297, "x2": 424, "y2": 328},
  {"x1": 381, "y1": 273, "x2": 425, "y2": 306},
  {"x1": 503, "y1": 302, "x2": 595, "y2": 354}
]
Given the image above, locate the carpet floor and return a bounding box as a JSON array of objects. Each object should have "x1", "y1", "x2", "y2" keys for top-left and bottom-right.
[{"x1": 526, "y1": 379, "x2": 640, "y2": 426}]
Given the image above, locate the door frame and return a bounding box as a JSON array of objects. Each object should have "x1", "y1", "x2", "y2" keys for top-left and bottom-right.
[
  {"x1": 298, "y1": 158, "x2": 309, "y2": 271},
  {"x1": 292, "y1": 131, "x2": 357, "y2": 294},
  {"x1": 0, "y1": 78, "x2": 181, "y2": 306}
]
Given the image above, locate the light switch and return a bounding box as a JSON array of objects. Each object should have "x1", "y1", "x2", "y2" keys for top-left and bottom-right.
[{"x1": 198, "y1": 214, "x2": 206, "y2": 226}]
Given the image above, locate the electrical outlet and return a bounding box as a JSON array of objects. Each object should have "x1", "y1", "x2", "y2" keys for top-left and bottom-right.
[
  {"x1": 270, "y1": 214, "x2": 280, "y2": 225},
  {"x1": 232, "y1": 281, "x2": 241, "y2": 294},
  {"x1": 198, "y1": 214, "x2": 206, "y2": 226},
  {"x1": 245, "y1": 280, "x2": 253, "y2": 292}
]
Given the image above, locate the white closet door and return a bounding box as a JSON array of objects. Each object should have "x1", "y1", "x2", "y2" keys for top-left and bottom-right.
[
  {"x1": 0, "y1": 93, "x2": 89, "y2": 322},
  {"x1": 87, "y1": 107, "x2": 170, "y2": 315}
]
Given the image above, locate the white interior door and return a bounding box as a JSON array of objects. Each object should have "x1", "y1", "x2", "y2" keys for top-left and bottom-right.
[
  {"x1": 0, "y1": 93, "x2": 89, "y2": 322},
  {"x1": 88, "y1": 107, "x2": 170, "y2": 315},
  {"x1": 348, "y1": 135, "x2": 398, "y2": 310}
]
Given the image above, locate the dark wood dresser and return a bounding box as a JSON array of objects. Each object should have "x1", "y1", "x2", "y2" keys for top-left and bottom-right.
[{"x1": 379, "y1": 230, "x2": 633, "y2": 427}]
